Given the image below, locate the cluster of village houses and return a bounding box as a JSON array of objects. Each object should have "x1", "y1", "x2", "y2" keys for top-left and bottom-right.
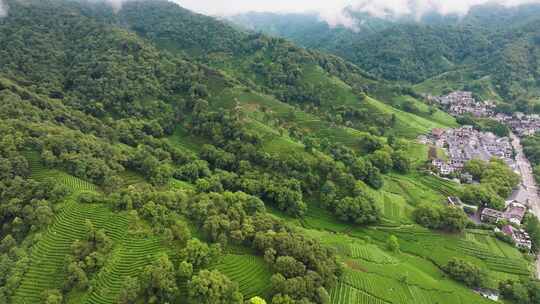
[
  {"x1": 481, "y1": 201, "x2": 531, "y2": 250},
  {"x1": 495, "y1": 112, "x2": 540, "y2": 137},
  {"x1": 427, "y1": 91, "x2": 540, "y2": 136},
  {"x1": 421, "y1": 91, "x2": 536, "y2": 251},
  {"x1": 449, "y1": 194, "x2": 531, "y2": 251},
  {"x1": 427, "y1": 91, "x2": 496, "y2": 117},
  {"x1": 420, "y1": 126, "x2": 515, "y2": 177},
  {"x1": 423, "y1": 126, "x2": 531, "y2": 250}
]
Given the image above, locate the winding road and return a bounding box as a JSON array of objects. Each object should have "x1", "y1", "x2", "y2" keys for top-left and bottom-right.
[{"x1": 510, "y1": 132, "x2": 540, "y2": 278}]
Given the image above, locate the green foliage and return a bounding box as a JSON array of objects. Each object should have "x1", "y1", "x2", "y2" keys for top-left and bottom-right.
[
  {"x1": 443, "y1": 258, "x2": 485, "y2": 288},
  {"x1": 274, "y1": 256, "x2": 306, "y2": 278},
  {"x1": 461, "y1": 184, "x2": 505, "y2": 210},
  {"x1": 368, "y1": 150, "x2": 393, "y2": 174},
  {"x1": 187, "y1": 269, "x2": 243, "y2": 304},
  {"x1": 463, "y1": 159, "x2": 487, "y2": 181},
  {"x1": 523, "y1": 133, "x2": 540, "y2": 182},
  {"x1": 63, "y1": 220, "x2": 113, "y2": 291},
  {"x1": 391, "y1": 151, "x2": 412, "y2": 174},
  {"x1": 334, "y1": 195, "x2": 380, "y2": 225},
  {"x1": 386, "y1": 235, "x2": 400, "y2": 253},
  {"x1": 248, "y1": 296, "x2": 267, "y2": 304},
  {"x1": 41, "y1": 289, "x2": 63, "y2": 304},
  {"x1": 523, "y1": 213, "x2": 540, "y2": 252},
  {"x1": 413, "y1": 204, "x2": 468, "y2": 232},
  {"x1": 500, "y1": 279, "x2": 540, "y2": 304},
  {"x1": 180, "y1": 238, "x2": 221, "y2": 269},
  {"x1": 137, "y1": 253, "x2": 178, "y2": 302},
  {"x1": 481, "y1": 159, "x2": 521, "y2": 198},
  {"x1": 461, "y1": 159, "x2": 520, "y2": 208},
  {"x1": 178, "y1": 260, "x2": 194, "y2": 279}
]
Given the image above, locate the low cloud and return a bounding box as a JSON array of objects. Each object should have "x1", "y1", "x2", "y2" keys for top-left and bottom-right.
[
  {"x1": 351, "y1": 0, "x2": 539, "y2": 18},
  {"x1": 320, "y1": 0, "x2": 540, "y2": 28},
  {"x1": 318, "y1": 8, "x2": 357, "y2": 29},
  {"x1": 106, "y1": 0, "x2": 125, "y2": 13},
  {"x1": 177, "y1": 0, "x2": 540, "y2": 28},
  {"x1": 0, "y1": 0, "x2": 8, "y2": 18},
  {"x1": 85, "y1": 0, "x2": 129, "y2": 13},
  {"x1": 0, "y1": 0, "x2": 143, "y2": 17}
]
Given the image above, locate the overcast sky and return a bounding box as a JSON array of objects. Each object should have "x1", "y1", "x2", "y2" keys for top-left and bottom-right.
[
  {"x1": 2, "y1": 0, "x2": 540, "y2": 25},
  {"x1": 0, "y1": 0, "x2": 7, "y2": 17},
  {"x1": 175, "y1": 0, "x2": 540, "y2": 27},
  {"x1": 177, "y1": 0, "x2": 540, "y2": 15}
]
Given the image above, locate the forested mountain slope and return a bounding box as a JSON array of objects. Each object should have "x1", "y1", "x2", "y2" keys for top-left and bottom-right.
[
  {"x1": 0, "y1": 1, "x2": 535, "y2": 304},
  {"x1": 230, "y1": 4, "x2": 540, "y2": 105},
  {"x1": 116, "y1": 0, "x2": 459, "y2": 138}
]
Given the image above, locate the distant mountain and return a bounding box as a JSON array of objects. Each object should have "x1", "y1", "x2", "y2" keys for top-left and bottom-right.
[{"x1": 229, "y1": 3, "x2": 540, "y2": 105}]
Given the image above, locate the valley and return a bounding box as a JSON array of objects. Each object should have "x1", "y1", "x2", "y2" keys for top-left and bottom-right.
[{"x1": 0, "y1": 1, "x2": 540, "y2": 304}]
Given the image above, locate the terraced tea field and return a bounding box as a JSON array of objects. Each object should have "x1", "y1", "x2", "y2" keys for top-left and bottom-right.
[
  {"x1": 332, "y1": 269, "x2": 495, "y2": 304},
  {"x1": 330, "y1": 281, "x2": 388, "y2": 304},
  {"x1": 361, "y1": 226, "x2": 531, "y2": 285},
  {"x1": 212, "y1": 254, "x2": 273, "y2": 299},
  {"x1": 349, "y1": 244, "x2": 397, "y2": 264},
  {"x1": 384, "y1": 172, "x2": 463, "y2": 207},
  {"x1": 343, "y1": 271, "x2": 417, "y2": 304},
  {"x1": 457, "y1": 239, "x2": 530, "y2": 276},
  {"x1": 25, "y1": 150, "x2": 97, "y2": 193},
  {"x1": 84, "y1": 237, "x2": 164, "y2": 304},
  {"x1": 12, "y1": 203, "x2": 129, "y2": 304},
  {"x1": 364, "y1": 97, "x2": 451, "y2": 138}
]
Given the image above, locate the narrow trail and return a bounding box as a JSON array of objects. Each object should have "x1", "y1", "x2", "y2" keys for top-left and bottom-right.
[{"x1": 510, "y1": 132, "x2": 540, "y2": 278}]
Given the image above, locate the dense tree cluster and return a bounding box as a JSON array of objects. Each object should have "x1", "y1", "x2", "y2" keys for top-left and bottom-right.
[
  {"x1": 114, "y1": 0, "x2": 420, "y2": 143},
  {"x1": 500, "y1": 278, "x2": 540, "y2": 304},
  {"x1": 323, "y1": 181, "x2": 380, "y2": 225},
  {"x1": 412, "y1": 204, "x2": 469, "y2": 232},
  {"x1": 443, "y1": 258, "x2": 485, "y2": 288},
  {"x1": 187, "y1": 191, "x2": 341, "y2": 303},
  {"x1": 523, "y1": 213, "x2": 540, "y2": 252},
  {"x1": 461, "y1": 158, "x2": 520, "y2": 209},
  {"x1": 41, "y1": 289, "x2": 63, "y2": 304},
  {"x1": 118, "y1": 253, "x2": 178, "y2": 303},
  {"x1": 111, "y1": 189, "x2": 341, "y2": 303},
  {"x1": 63, "y1": 220, "x2": 113, "y2": 291},
  {"x1": 460, "y1": 184, "x2": 505, "y2": 210},
  {"x1": 522, "y1": 133, "x2": 540, "y2": 183},
  {"x1": 0, "y1": 123, "x2": 68, "y2": 301},
  {"x1": 187, "y1": 269, "x2": 243, "y2": 304},
  {"x1": 181, "y1": 102, "x2": 386, "y2": 221}
]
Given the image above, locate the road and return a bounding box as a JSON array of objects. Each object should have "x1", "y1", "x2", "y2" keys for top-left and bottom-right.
[{"x1": 510, "y1": 132, "x2": 540, "y2": 278}]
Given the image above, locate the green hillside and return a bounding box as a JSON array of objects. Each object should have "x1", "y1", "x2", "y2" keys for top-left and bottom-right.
[{"x1": 0, "y1": 1, "x2": 536, "y2": 304}]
